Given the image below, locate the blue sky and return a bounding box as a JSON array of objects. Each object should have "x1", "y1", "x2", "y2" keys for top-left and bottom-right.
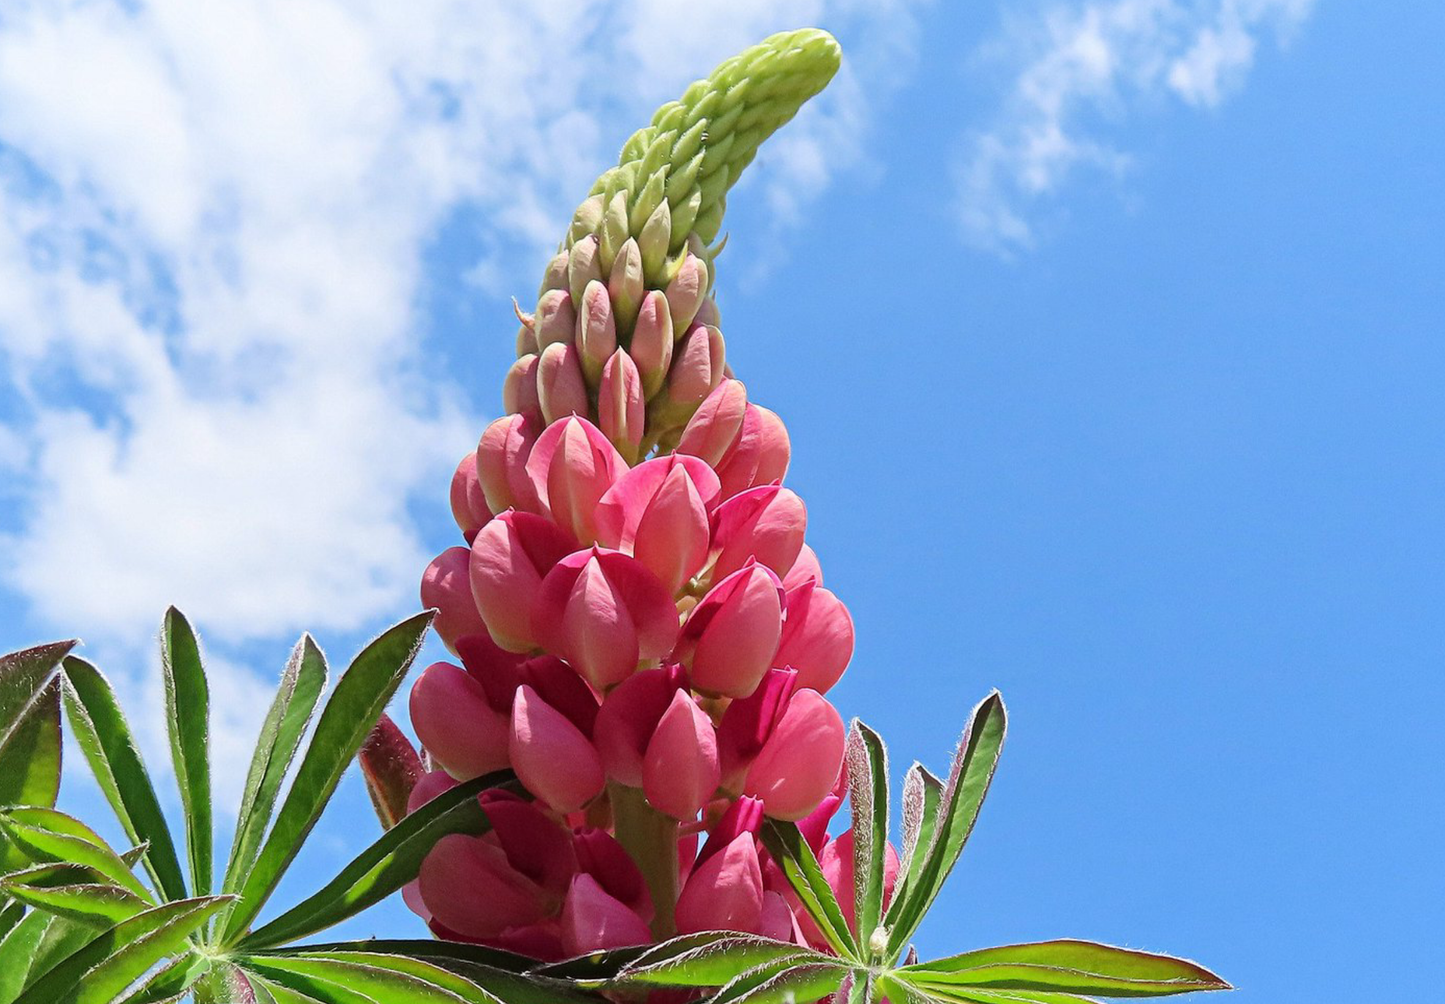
[{"x1": 1, "y1": 1, "x2": 1441, "y2": 1001}]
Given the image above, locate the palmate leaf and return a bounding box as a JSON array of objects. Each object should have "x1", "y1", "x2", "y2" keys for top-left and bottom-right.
[
  {"x1": 160, "y1": 608, "x2": 213, "y2": 901},
  {"x1": 223, "y1": 635, "x2": 328, "y2": 899},
  {"x1": 220, "y1": 611, "x2": 433, "y2": 943},
  {"x1": 704, "y1": 962, "x2": 850, "y2": 1004},
  {"x1": 0, "y1": 807, "x2": 153, "y2": 901},
  {"x1": 897, "y1": 762, "x2": 945, "y2": 908},
  {"x1": 240, "y1": 770, "x2": 516, "y2": 950},
  {"x1": 13, "y1": 895, "x2": 231, "y2": 1004},
  {"x1": 0, "y1": 879, "x2": 149, "y2": 929},
  {"x1": 60, "y1": 656, "x2": 189, "y2": 904},
  {"x1": 0, "y1": 641, "x2": 73, "y2": 867},
  {"x1": 0, "y1": 908, "x2": 97, "y2": 1004},
  {"x1": 241, "y1": 955, "x2": 498, "y2": 1004},
  {"x1": 884, "y1": 692, "x2": 1007, "y2": 958}
]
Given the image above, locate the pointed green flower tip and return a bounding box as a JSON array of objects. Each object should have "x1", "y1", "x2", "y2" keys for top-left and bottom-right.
[{"x1": 564, "y1": 28, "x2": 841, "y2": 272}]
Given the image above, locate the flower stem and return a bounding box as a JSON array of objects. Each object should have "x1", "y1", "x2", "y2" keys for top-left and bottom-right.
[{"x1": 608, "y1": 781, "x2": 679, "y2": 939}]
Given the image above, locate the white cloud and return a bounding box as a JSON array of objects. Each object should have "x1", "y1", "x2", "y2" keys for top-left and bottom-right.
[
  {"x1": 958, "y1": 0, "x2": 1314, "y2": 254},
  {"x1": 0, "y1": 0, "x2": 922, "y2": 797}
]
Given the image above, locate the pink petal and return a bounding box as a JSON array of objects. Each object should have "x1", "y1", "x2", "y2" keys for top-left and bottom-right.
[
  {"x1": 643, "y1": 690, "x2": 721, "y2": 821},
  {"x1": 450, "y1": 452, "x2": 493, "y2": 544},
  {"x1": 710, "y1": 485, "x2": 807, "y2": 582},
  {"x1": 633, "y1": 464, "x2": 711, "y2": 594},
  {"x1": 510, "y1": 685, "x2": 604, "y2": 813},
  {"x1": 695, "y1": 795, "x2": 764, "y2": 869},
  {"x1": 573, "y1": 827, "x2": 652, "y2": 921},
  {"x1": 469, "y1": 511, "x2": 579, "y2": 653},
  {"x1": 678, "y1": 379, "x2": 748, "y2": 466},
  {"x1": 420, "y1": 547, "x2": 486, "y2": 652},
  {"x1": 716, "y1": 669, "x2": 798, "y2": 790},
  {"x1": 537, "y1": 341, "x2": 589, "y2": 424},
  {"x1": 675, "y1": 833, "x2": 763, "y2": 935},
  {"x1": 598, "y1": 350, "x2": 644, "y2": 457},
  {"x1": 561, "y1": 873, "x2": 653, "y2": 955},
  {"x1": 595, "y1": 455, "x2": 720, "y2": 552},
  {"x1": 782, "y1": 544, "x2": 824, "y2": 591},
  {"x1": 743, "y1": 689, "x2": 845, "y2": 821},
  {"x1": 594, "y1": 665, "x2": 687, "y2": 787},
  {"x1": 629, "y1": 290, "x2": 675, "y2": 397},
  {"x1": 406, "y1": 769, "x2": 460, "y2": 814},
  {"x1": 525, "y1": 417, "x2": 625, "y2": 544},
  {"x1": 409, "y1": 662, "x2": 510, "y2": 780},
  {"x1": 680, "y1": 563, "x2": 785, "y2": 699},
  {"x1": 418, "y1": 833, "x2": 550, "y2": 938},
  {"x1": 775, "y1": 581, "x2": 855, "y2": 694},
  {"x1": 478, "y1": 790, "x2": 578, "y2": 898},
  {"x1": 476, "y1": 414, "x2": 541, "y2": 515}
]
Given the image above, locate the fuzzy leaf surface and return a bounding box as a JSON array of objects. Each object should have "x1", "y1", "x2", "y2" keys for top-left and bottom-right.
[
  {"x1": 0, "y1": 807, "x2": 151, "y2": 901},
  {"x1": 759, "y1": 817, "x2": 858, "y2": 959},
  {"x1": 846, "y1": 720, "x2": 890, "y2": 959},
  {"x1": 160, "y1": 608, "x2": 212, "y2": 899},
  {"x1": 900, "y1": 939, "x2": 1229, "y2": 997}
]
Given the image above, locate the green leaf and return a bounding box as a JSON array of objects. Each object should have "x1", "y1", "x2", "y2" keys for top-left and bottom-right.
[
  {"x1": 261, "y1": 942, "x2": 594, "y2": 1004},
  {"x1": 12, "y1": 895, "x2": 231, "y2": 1004},
  {"x1": 702, "y1": 962, "x2": 848, "y2": 1004},
  {"x1": 0, "y1": 900, "x2": 25, "y2": 943},
  {"x1": 886, "y1": 985, "x2": 1100, "y2": 1004},
  {"x1": 60, "y1": 656, "x2": 189, "y2": 903},
  {"x1": 896, "y1": 763, "x2": 944, "y2": 912},
  {"x1": 161, "y1": 608, "x2": 212, "y2": 899},
  {"x1": 240, "y1": 956, "x2": 476, "y2": 1004},
  {"x1": 0, "y1": 679, "x2": 63, "y2": 815},
  {"x1": 0, "y1": 880, "x2": 148, "y2": 929},
  {"x1": 885, "y1": 692, "x2": 1007, "y2": 957},
  {"x1": 604, "y1": 932, "x2": 832, "y2": 988},
  {"x1": 899, "y1": 939, "x2": 1230, "y2": 997},
  {"x1": 846, "y1": 971, "x2": 873, "y2": 1004},
  {"x1": 221, "y1": 612, "x2": 433, "y2": 943},
  {"x1": 224, "y1": 636, "x2": 328, "y2": 898},
  {"x1": 358, "y1": 712, "x2": 424, "y2": 830},
  {"x1": 112, "y1": 952, "x2": 212, "y2": 1004},
  {"x1": 0, "y1": 640, "x2": 74, "y2": 732},
  {"x1": 0, "y1": 910, "x2": 96, "y2": 1003},
  {"x1": 0, "y1": 807, "x2": 152, "y2": 901},
  {"x1": 846, "y1": 719, "x2": 890, "y2": 960},
  {"x1": 759, "y1": 817, "x2": 858, "y2": 959},
  {"x1": 241, "y1": 770, "x2": 514, "y2": 950}
]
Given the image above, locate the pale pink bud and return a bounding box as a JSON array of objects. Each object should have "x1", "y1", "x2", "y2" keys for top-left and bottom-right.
[
  {"x1": 629, "y1": 290, "x2": 674, "y2": 398},
  {"x1": 593, "y1": 665, "x2": 687, "y2": 787},
  {"x1": 476, "y1": 413, "x2": 542, "y2": 515},
  {"x1": 533, "y1": 548, "x2": 680, "y2": 691},
  {"x1": 782, "y1": 544, "x2": 824, "y2": 591},
  {"x1": 743, "y1": 688, "x2": 845, "y2": 821},
  {"x1": 468, "y1": 511, "x2": 579, "y2": 652},
  {"x1": 665, "y1": 253, "x2": 709, "y2": 334},
  {"x1": 597, "y1": 350, "x2": 644, "y2": 460},
  {"x1": 643, "y1": 690, "x2": 720, "y2": 820},
  {"x1": 677, "y1": 561, "x2": 785, "y2": 698},
  {"x1": 534, "y1": 288, "x2": 576, "y2": 349},
  {"x1": 713, "y1": 404, "x2": 792, "y2": 500},
  {"x1": 775, "y1": 580, "x2": 854, "y2": 694},
  {"x1": 561, "y1": 873, "x2": 652, "y2": 955},
  {"x1": 409, "y1": 662, "x2": 510, "y2": 780},
  {"x1": 418, "y1": 833, "x2": 550, "y2": 938},
  {"x1": 577, "y1": 280, "x2": 616, "y2": 385},
  {"x1": 710, "y1": 484, "x2": 807, "y2": 582},
  {"x1": 515, "y1": 321, "x2": 538, "y2": 357},
  {"x1": 595, "y1": 455, "x2": 721, "y2": 553},
  {"x1": 524, "y1": 416, "x2": 626, "y2": 544},
  {"x1": 675, "y1": 832, "x2": 763, "y2": 935},
  {"x1": 694, "y1": 296, "x2": 721, "y2": 328},
  {"x1": 665, "y1": 323, "x2": 726, "y2": 414},
  {"x1": 510, "y1": 684, "x2": 604, "y2": 813},
  {"x1": 537, "y1": 342, "x2": 589, "y2": 424},
  {"x1": 540, "y1": 251, "x2": 569, "y2": 294},
  {"x1": 449, "y1": 452, "x2": 492, "y2": 545},
  {"x1": 607, "y1": 238, "x2": 645, "y2": 332},
  {"x1": 678, "y1": 379, "x2": 748, "y2": 466},
  {"x1": 568, "y1": 234, "x2": 603, "y2": 306},
  {"x1": 421, "y1": 546, "x2": 486, "y2": 651},
  {"x1": 503, "y1": 353, "x2": 542, "y2": 421}
]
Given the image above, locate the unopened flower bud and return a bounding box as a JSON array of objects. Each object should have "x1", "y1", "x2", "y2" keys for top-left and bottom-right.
[
  {"x1": 643, "y1": 690, "x2": 721, "y2": 821},
  {"x1": 629, "y1": 291, "x2": 674, "y2": 398},
  {"x1": 675, "y1": 832, "x2": 763, "y2": 935},
  {"x1": 577, "y1": 281, "x2": 617, "y2": 385},
  {"x1": 511, "y1": 684, "x2": 604, "y2": 813},
  {"x1": 638, "y1": 198, "x2": 672, "y2": 284},
  {"x1": 410, "y1": 662, "x2": 509, "y2": 780},
  {"x1": 743, "y1": 688, "x2": 844, "y2": 821},
  {"x1": 516, "y1": 322, "x2": 538, "y2": 357},
  {"x1": 710, "y1": 484, "x2": 807, "y2": 582},
  {"x1": 775, "y1": 579, "x2": 854, "y2": 694},
  {"x1": 593, "y1": 664, "x2": 688, "y2": 787},
  {"x1": 597, "y1": 350, "x2": 644, "y2": 462},
  {"x1": 524, "y1": 417, "x2": 626, "y2": 544},
  {"x1": 670, "y1": 189, "x2": 703, "y2": 246},
  {"x1": 596, "y1": 455, "x2": 719, "y2": 594},
  {"x1": 537, "y1": 342, "x2": 589, "y2": 424},
  {"x1": 502, "y1": 353, "x2": 541, "y2": 420},
  {"x1": 476, "y1": 413, "x2": 542, "y2": 515},
  {"x1": 652, "y1": 323, "x2": 725, "y2": 430},
  {"x1": 420, "y1": 546, "x2": 486, "y2": 653},
  {"x1": 561, "y1": 873, "x2": 651, "y2": 955},
  {"x1": 568, "y1": 234, "x2": 603, "y2": 306},
  {"x1": 665, "y1": 253, "x2": 709, "y2": 334},
  {"x1": 678, "y1": 379, "x2": 748, "y2": 465},
  {"x1": 567, "y1": 195, "x2": 604, "y2": 246},
  {"x1": 539, "y1": 250, "x2": 570, "y2": 295},
  {"x1": 598, "y1": 191, "x2": 630, "y2": 274},
  {"x1": 449, "y1": 452, "x2": 492, "y2": 544},
  {"x1": 607, "y1": 238, "x2": 645, "y2": 334},
  {"x1": 469, "y1": 511, "x2": 579, "y2": 653},
  {"x1": 677, "y1": 561, "x2": 785, "y2": 698},
  {"x1": 534, "y1": 288, "x2": 576, "y2": 350}
]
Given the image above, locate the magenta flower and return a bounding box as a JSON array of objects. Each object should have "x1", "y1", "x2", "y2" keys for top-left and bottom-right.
[{"x1": 676, "y1": 561, "x2": 786, "y2": 698}]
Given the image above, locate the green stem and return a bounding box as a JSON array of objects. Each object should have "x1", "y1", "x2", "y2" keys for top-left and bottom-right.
[{"x1": 608, "y1": 782, "x2": 679, "y2": 939}]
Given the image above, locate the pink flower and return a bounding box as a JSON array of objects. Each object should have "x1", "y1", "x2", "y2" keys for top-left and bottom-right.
[
  {"x1": 718, "y1": 669, "x2": 845, "y2": 821},
  {"x1": 409, "y1": 662, "x2": 509, "y2": 780},
  {"x1": 679, "y1": 381, "x2": 791, "y2": 500},
  {"x1": 598, "y1": 350, "x2": 644, "y2": 459},
  {"x1": 503, "y1": 353, "x2": 542, "y2": 422},
  {"x1": 562, "y1": 874, "x2": 652, "y2": 954},
  {"x1": 524, "y1": 416, "x2": 627, "y2": 544},
  {"x1": 420, "y1": 546, "x2": 487, "y2": 652},
  {"x1": 509, "y1": 684, "x2": 604, "y2": 813},
  {"x1": 537, "y1": 342, "x2": 589, "y2": 424},
  {"x1": 596, "y1": 455, "x2": 720, "y2": 595},
  {"x1": 468, "y1": 511, "x2": 579, "y2": 653},
  {"x1": 782, "y1": 543, "x2": 824, "y2": 591},
  {"x1": 675, "y1": 832, "x2": 764, "y2": 935},
  {"x1": 709, "y1": 484, "x2": 807, "y2": 582},
  {"x1": 476, "y1": 413, "x2": 542, "y2": 515},
  {"x1": 449, "y1": 452, "x2": 493, "y2": 544},
  {"x1": 593, "y1": 664, "x2": 688, "y2": 787},
  {"x1": 775, "y1": 579, "x2": 855, "y2": 694},
  {"x1": 642, "y1": 690, "x2": 721, "y2": 821},
  {"x1": 533, "y1": 548, "x2": 681, "y2": 691},
  {"x1": 676, "y1": 561, "x2": 785, "y2": 698},
  {"x1": 573, "y1": 827, "x2": 652, "y2": 922}
]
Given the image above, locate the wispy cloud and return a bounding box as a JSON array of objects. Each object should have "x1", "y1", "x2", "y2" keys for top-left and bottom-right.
[
  {"x1": 0, "y1": 0, "x2": 921, "y2": 801},
  {"x1": 957, "y1": 0, "x2": 1314, "y2": 254}
]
